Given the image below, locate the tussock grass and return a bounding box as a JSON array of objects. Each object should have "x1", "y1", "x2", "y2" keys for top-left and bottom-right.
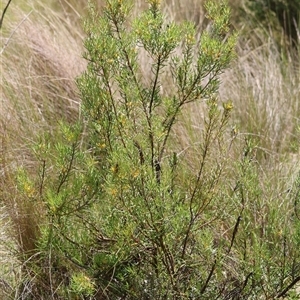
[
  {"x1": 1, "y1": 0, "x2": 85, "y2": 294},
  {"x1": 0, "y1": 0, "x2": 85, "y2": 168},
  {"x1": 217, "y1": 36, "x2": 300, "y2": 222},
  {"x1": 221, "y1": 38, "x2": 300, "y2": 155}
]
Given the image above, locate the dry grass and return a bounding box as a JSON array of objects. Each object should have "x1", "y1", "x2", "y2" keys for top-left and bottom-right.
[
  {"x1": 0, "y1": 0, "x2": 85, "y2": 170},
  {"x1": 221, "y1": 39, "x2": 300, "y2": 153},
  {"x1": 1, "y1": 0, "x2": 300, "y2": 297},
  {"x1": 1, "y1": 0, "x2": 86, "y2": 294}
]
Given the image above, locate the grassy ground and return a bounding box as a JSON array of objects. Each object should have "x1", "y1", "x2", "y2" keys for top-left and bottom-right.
[{"x1": 1, "y1": 0, "x2": 300, "y2": 298}]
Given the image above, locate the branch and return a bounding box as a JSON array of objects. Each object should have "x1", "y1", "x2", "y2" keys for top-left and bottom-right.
[{"x1": 275, "y1": 276, "x2": 300, "y2": 298}]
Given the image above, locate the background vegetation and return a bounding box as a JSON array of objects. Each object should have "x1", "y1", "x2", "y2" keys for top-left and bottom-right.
[{"x1": 0, "y1": 0, "x2": 300, "y2": 299}]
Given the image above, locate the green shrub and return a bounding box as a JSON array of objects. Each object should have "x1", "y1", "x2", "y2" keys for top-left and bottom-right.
[{"x1": 8, "y1": 0, "x2": 300, "y2": 299}]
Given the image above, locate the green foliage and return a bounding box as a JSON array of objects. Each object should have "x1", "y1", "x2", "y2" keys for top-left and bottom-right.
[
  {"x1": 70, "y1": 272, "x2": 95, "y2": 297},
  {"x1": 9, "y1": 0, "x2": 300, "y2": 299},
  {"x1": 247, "y1": 0, "x2": 300, "y2": 46}
]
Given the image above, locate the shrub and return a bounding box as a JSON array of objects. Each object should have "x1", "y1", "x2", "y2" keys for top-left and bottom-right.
[{"x1": 6, "y1": 0, "x2": 300, "y2": 299}]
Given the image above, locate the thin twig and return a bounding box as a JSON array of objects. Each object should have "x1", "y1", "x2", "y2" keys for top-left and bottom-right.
[
  {"x1": 0, "y1": 0, "x2": 13, "y2": 29},
  {"x1": 200, "y1": 259, "x2": 217, "y2": 294},
  {"x1": 228, "y1": 215, "x2": 242, "y2": 254}
]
